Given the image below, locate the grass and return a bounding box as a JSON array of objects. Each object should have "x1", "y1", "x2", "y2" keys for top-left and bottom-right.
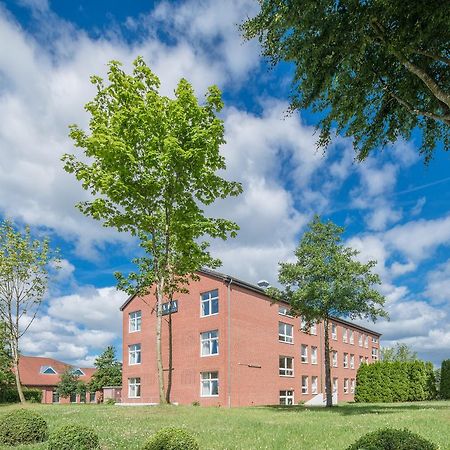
[{"x1": 0, "y1": 401, "x2": 449, "y2": 449}]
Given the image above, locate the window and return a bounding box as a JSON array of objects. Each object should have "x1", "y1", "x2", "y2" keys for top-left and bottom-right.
[
  {"x1": 279, "y1": 322, "x2": 294, "y2": 344},
  {"x1": 331, "y1": 323, "x2": 337, "y2": 340},
  {"x1": 80, "y1": 392, "x2": 86, "y2": 403},
  {"x1": 52, "y1": 390, "x2": 59, "y2": 403},
  {"x1": 89, "y1": 392, "x2": 96, "y2": 403},
  {"x1": 333, "y1": 377, "x2": 338, "y2": 393},
  {"x1": 201, "y1": 289, "x2": 219, "y2": 317},
  {"x1": 372, "y1": 347, "x2": 379, "y2": 360},
  {"x1": 301, "y1": 376, "x2": 309, "y2": 394},
  {"x1": 300, "y1": 317, "x2": 307, "y2": 330},
  {"x1": 129, "y1": 311, "x2": 142, "y2": 332},
  {"x1": 201, "y1": 371, "x2": 219, "y2": 397},
  {"x1": 72, "y1": 368, "x2": 85, "y2": 376},
  {"x1": 279, "y1": 356, "x2": 294, "y2": 376},
  {"x1": 279, "y1": 390, "x2": 294, "y2": 405},
  {"x1": 332, "y1": 351, "x2": 338, "y2": 367},
  {"x1": 311, "y1": 376, "x2": 318, "y2": 394},
  {"x1": 301, "y1": 345, "x2": 308, "y2": 363},
  {"x1": 358, "y1": 333, "x2": 363, "y2": 347},
  {"x1": 128, "y1": 377, "x2": 141, "y2": 398},
  {"x1": 372, "y1": 336, "x2": 378, "y2": 344},
  {"x1": 350, "y1": 354, "x2": 355, "y2": 369},
  {"x1": 365, "y1": 335, "x2": 369, "y2": 348},
  {"x1": 343, "y1": 378, "x2": 349, "y2": 394},
  {"x1": 365, "y1": 356, "x2": 369, "y2": 364},
  {"x1": 343, "y1": 352, "x2": 349, "y2": 368},
  {"x1": 311, "y1": 346, "x2": 318, "y2": 365},
  {"x1": 201, "y1": 330, "x2": 219, "y2": 356},
  {"x1": 359, "y1": 356, "x2": 364, "y2": 366},
  {"x1": 129, "y1": 344, "x2": 142, "y2": 365},
  {"x1": 310, "y1": 323, "x2": 317, "y2": 335},
  {"x1": 40, "y1": 366, "x2": 56, "y2": 374},
  {"x1": 70, "y1": 392, "x2": 77, "y2": 403},
  {"x1": 349, "y1": 330, "x2": 354, "y2": 344},
  {"x1": 278, "y1": 306, "x2": 293, "y2": 317},
  {"x1": 351, "y1": 379, "x2": 355, "y2": 394},
  {"x1": 343, "y1": 328, "x2": 348, "y2": 343}
]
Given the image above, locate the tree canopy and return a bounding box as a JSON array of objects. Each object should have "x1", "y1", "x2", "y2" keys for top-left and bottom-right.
[
  {"x1": 56, "y1": 368, "x2": 86, "y2": 399},
  {"x1": 381, "y1": 343, "x2": 418, "y2": 362},
  {"x1": 269, "y1": 215, "x2": 387, "y2": 406},
  {"x1": 88, "y1": 346, "x2": 122, "y2": 393},
  {"x1": 242, "y1": 0, "x2": 450, "y2": 162}
]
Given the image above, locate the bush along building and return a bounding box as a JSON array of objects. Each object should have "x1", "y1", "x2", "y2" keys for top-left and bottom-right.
[{"x1": 121, "y1": 269, "x2": 381, "y2": 406}]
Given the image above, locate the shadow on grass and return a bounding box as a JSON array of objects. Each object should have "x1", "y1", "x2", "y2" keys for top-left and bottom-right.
[{"x1": 261, "y1": 401, "x2": 450, "y2": 416}]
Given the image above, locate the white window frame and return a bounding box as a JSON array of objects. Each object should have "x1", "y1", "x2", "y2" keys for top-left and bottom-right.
[
  {"x1": 343, "y1": 327, "x2": 348, "y2": 343},
  {"x1": 128, "y1": 377, "x2": 141, "y2": 398},
  {"x1": 279, "y1": 356, "x2": 294, "y2": 377},
  {"x1": 301, "y1": 376, "x2": 309, "y2": 394},
  {"x1": 278, "y1": 306, "x2": 293, "y2": 317},
  {"x1": 278, "y1": 322, "x2": 294, "y2": 344},
  {"x1": 359, "y1": 356, "x2": 364, "y2": 366},
  {"x1": 200, "y1": 371, "x2": 219, "y2": 397},
  {"x1": 279, "y1": 390, "x2": 294, "y2": 405},
  {"x1": 200, "y1": 289, "x2": 219, "y2": 317},
  {"x1": 372, "y1": 347, "x2": 379, "y2": 360},
  {"x1": 128, "y1": 343, "x2": 142, "y2": 365},
  {"x1": 333, "y1": 377, "x2": 338, "y2": 393},
  {"x1": 349, "y1": 330, "x2": 354, "y2": 345},
  {"x1": 350, "y1": 354, "x2": 355, "y2": 369},
  {"x1": 344, "y1": 378, "x2": 349, "y2": 394},
  {"x1": 310, "y1": 323, "x2": 317, "y2": 335},
  {"x1": 358, "y1": 333, "x2": 363, "y2": 347},
  {"x1": 331, "y1": 323, "x2": 337, "y2": 340},
  {"x1": 372, "y1": 336, "x2": 378, "y2": 344},
  {"x1": 311, "y1": 346, "x2": 318, "y2": 365},
  {"x1": 301, "y1": 344, "x2": 308, "y2": 363},
  {"x1": 129, "y1": 311, "x2": 142, "y2": 333},
  {"x1": 365, "y1": 335, "x2": 369, "y2": 348},
  {"x1": 311, "y1": 376, "x2": 318, "y2": 394},
  {"x1": 351, "y1": 378, "x2": 355, "y2": 394},
  {"x1": 365, "y1": 356, "x2": 369, "y2": 364},
  {"x1": 40, "y1": 366, "x2": 57, "y2": 374},
  {"x1": 332, "y1": 351, "x2": 338, "y2": 368},
  {"x1": 343, "y1": 352, "x2": 349, "y2": 368},
  {"x1": 200, "y1": 330, "x2": 219, "y2": 357}
]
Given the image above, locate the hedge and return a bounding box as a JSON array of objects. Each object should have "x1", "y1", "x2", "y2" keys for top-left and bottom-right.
[
  {"x1": 355, "y1": 360, "x2": 436, "y2": 403},
  {"x1": 143, "y1": 427, "x2": 199, "y2": 450},
  {"x1": 0, "y1": 409, "x2": 48, "y2": 446},
  {"x1": 0, "y1": 387, "x2": 42, "y2": 403},
  {"x1": 47, "y1": 424, "x2": 100, "y2": 450},
  {"x1": 440, "y1": 359, "x2": 450, "y2": 399},
  {"x1": 347, "y1": 428, "x2": 438, "y2": 450}
]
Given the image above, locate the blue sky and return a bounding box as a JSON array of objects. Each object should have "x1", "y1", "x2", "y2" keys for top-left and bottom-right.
[{"x1": 1, "y1": 0, "x2": 449, "y2": 367}]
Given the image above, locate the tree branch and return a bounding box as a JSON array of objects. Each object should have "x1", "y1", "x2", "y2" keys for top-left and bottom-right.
[{"x1": 416, "y1": 50, "x2": 450, "y2": 66}]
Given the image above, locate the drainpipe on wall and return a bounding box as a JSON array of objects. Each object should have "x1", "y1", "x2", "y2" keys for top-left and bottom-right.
[
  {"x1": 226, "y1": 277, "x2": 233, "y2": 408},
  {"x1": 319, "y1": 321, "x2": 324, "y2": 394}
]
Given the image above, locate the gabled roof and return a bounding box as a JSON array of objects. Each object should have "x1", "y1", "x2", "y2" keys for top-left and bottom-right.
[
  {"x1": 119, "y1": 268, "x2": 382, "y2": 337},
  {"x1": 19, "y1": 355, "x2": 96, "y2": 387}
]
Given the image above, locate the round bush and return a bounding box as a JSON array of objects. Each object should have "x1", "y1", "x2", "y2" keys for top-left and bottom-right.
[
  {"x1": 47, "y1": 424, "x2": 100, "y2": 450},
  {"x1": 143, "y1": 427, "x2": 199, "y2": 450},
  {"x1": 0, "y1": 408, "x2": 48, "y2": 446},
  {"x1": 347, "y1": 428, "x2": 438, "y2": 450}
]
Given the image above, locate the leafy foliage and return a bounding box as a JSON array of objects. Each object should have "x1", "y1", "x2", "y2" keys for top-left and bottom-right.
[
  {"x1": 381, "y1": 343, "x2": 418, "y2": 362},
  {"x1": 347, "y1": 427, "x2": 438, "y2": 450},
  {"x1": 47, "y1": 424, "x2": 100, "y2": 450},
  {"x1": 0, "y1": 387, "x2": 42, "y2": 403},
  {"x1": 0, "y1": 322, "x2": 14, "y2": 394},
  {"x1": 242, "y1": 0, "x2": 450, "y2": 162},
  {"x1": 88, "y1": 346, "x2": 121, "y2": 393},
  {"x1": 355, "y1": 361, "x2": 437, "y2": 402},
  {"x1": 440, "y1": 359, "x2": 450, "y2": 399},
  {"x1": 0, "y1": 409, "x2": 48, "y2": 445},
  {"x1": 56, "y1": 368, "x2": 86, "y2": 399},
  {"x1": 269, "y1": 215, "x2": 386, "y2": 406},
  {"x1": 143, "y1": 427, "x2": 199, "y2": 450}
]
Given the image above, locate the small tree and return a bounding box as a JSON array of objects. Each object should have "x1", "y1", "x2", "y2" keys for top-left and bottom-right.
[
  {"x1": 0, "y1": 323, "x2": 14, "y2": 395},
  {"x1": 0, "y1": 220, "x2": 59, "y2": 403},
  {"x1": 63, "y1": 58, "x2": 242, "y2": 403},
  {"x1": 440, "y1": 359, "x2": 450, "y2": 399},
  {"x1": 381, "y1": 343, "x2": 418, "y2": 362},
  {"x1": 269, "y1": 216, "x2": 387, "y2": 407},
  {"x1": 88, "y1": 346, "x2": 122, "y2": 393},
  {"x1": 56, "y1": 368, "x2": 85, "y2": 400}
]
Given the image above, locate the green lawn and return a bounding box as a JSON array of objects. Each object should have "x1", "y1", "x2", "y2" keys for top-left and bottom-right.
[{"x1": 0, "y1": 401, "x2": 449, "y2": 449}]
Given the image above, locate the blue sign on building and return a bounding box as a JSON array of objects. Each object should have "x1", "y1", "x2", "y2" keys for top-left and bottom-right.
[{"x1": 161, "y1": 300, "x2": 178, "y2": 316}]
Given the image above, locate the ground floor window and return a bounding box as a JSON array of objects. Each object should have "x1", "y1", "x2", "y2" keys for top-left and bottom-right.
[
  {"x1": 311, "y1": 376, "x2": 318, "y2": 394},
  {"x1": 301, "y1": 376, "x2": 309, "y2": 394},
  {"x1": 333, "y1": 377, "x2": 338, "y2": 394},
  {"x1": 279, "y1": 390, "x2": 294, "y2": 405},
  {"x1": 128, "y1": 377, "x2": 141, "y2": 398},
  {"x1": 52, "y1": 390, "x2": 59, "y2": 403},
  {"x1": 200, "y1": 371, "x2": 219, "y2": 397},
  {"x1": 80, "y1": 392, "x2": 86, "y2": 403},
  {"x1": 70, "y1": 392, "x2": 77, "y2": 403},
  {"x1": 351, "y1": 378, "x2": 355, "y2": 394},
  {"x1": 89, "y1": 392, "x2": 96, "y2": 403},
  {"x1": 344, "y1": 378, "x2": 349, "y2": 394}
]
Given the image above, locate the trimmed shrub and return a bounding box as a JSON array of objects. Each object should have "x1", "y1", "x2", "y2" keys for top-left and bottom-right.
[
  {"x1": 143, "y1": 427, "x2": 199, "y2": 450},
  {"x1": 47, "y1": 424, "x2": 100, "y2": 450},
  {"x1": 347, "y1": 428, "x2": 438, "y2": 450},
  {"x1": 355, "y1": 360, "x2": 436, "y2": 403},
  {"x1": 0, "y1": 409, "x2": 48, "y2": 445},
  {"x1": 0, "y1": 387, "x2": 42, "y2": 403},
  {"x1": 440, "y1": 359, "x2": 450, "y2": 399}
]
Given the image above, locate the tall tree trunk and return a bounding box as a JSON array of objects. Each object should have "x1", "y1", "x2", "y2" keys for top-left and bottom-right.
[
  {"x1": 156, "y1": 280, "x2": 167, "y2": 404},
  {"x1": 165, "y1": 304, "x2": 173, "y2": 404},
  {"x1": 11, "y1": 340, "x2": 25, "y2": 403},
  {"x1": 323, "y1": 318, "x2": 333, "y2": 407}
]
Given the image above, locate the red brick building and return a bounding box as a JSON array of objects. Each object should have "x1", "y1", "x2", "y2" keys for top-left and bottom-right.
[
  {"x1": 121, "y1": 269, "x2": 380, "y2": 406},
  {"x1": 18, "y1": 355, "x2": 97, "y2": 404}
]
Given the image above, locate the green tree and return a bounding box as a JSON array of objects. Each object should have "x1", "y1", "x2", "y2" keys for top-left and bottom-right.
[
  {"x1": 56, "y1": 368, "x2": 86, "y2": 399},
  {"x1": 88, "y1": 346, "x2": 122, "y2": 393},
  {"x1": 62, "y1": 57, "x2": 242, "y2": 404},
  {"x1": 0, "y1": 220, "x2": 59, "y2": 403},
  {"x1": 440, "y1": 359, "x2": 450, "y2": 399},
  {"x1": 269, "y1": 216, "x2": 387, "y2": 407},
  {"x1": 242, "y1": 1, "x2": 450, "y2": 162},
  {"x1": 0, "y1": 323, "x2": 14, "y2": 397},
  {"x1": 381, "y1": 343, "x2": 418, "y2": 362}
]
